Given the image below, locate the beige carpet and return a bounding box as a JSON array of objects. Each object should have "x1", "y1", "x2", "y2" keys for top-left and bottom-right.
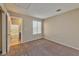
[{"x1": 6, "y1": 38, "x2": 79, "y2": 56}]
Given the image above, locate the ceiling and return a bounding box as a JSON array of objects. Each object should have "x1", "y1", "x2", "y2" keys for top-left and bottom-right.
[{"x1": 4, "y1": 3, "x2": 79, "y2": 19}]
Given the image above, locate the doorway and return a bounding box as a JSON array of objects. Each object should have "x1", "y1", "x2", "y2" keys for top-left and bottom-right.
[{"x1": 7, "y1": 16, "x2": 23, "y2": 47}]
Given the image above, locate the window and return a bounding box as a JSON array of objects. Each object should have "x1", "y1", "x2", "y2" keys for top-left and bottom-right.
[
  {"x1": 37, "y1": 21, "x2": 41, "y2": 33},
  {"x1": 33, "y1": 20, "x2": 42, "y2": 34},
  {"x1": 33, "y1": 21, "x2": 38, "y2": 34}
]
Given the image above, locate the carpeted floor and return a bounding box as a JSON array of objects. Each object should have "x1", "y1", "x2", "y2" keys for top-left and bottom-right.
[{"x1": 5, "y1": 38, "x2": 79, "y2": 56}]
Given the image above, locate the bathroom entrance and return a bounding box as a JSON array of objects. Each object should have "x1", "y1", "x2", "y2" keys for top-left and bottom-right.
[{"x1": 8, "y1": 16, "x2": 23, "y2": 46}]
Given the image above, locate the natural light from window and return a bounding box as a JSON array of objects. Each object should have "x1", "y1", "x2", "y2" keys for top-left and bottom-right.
[{"x1": 33, "y1": 20, "x2": 42, "y2": 34}]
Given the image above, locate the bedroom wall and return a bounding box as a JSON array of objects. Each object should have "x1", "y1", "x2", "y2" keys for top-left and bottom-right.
[
  {"x1": 8, "y1": 11, "x2": 33, "y2": 43},
  {"x1": 44, "y1": 8, "x2": 79, "y2": 50}
]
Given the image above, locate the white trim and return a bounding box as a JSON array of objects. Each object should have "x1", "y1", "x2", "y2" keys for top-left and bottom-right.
[{"x1": 44, "y1": 36, "x2": 79, "y2": 51}]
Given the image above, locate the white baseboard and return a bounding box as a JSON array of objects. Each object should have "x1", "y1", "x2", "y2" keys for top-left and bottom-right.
[{"x1": 44, "y1": 36, "x2": 79, "y2": 51}]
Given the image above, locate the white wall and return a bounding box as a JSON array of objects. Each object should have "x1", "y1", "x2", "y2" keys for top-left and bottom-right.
[{"x1": 44, "y1": 8, "x2": 79, "y2": 50}]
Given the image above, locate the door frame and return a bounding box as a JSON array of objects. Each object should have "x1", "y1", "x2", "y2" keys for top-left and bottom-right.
[
  {"x1": 6, "y1": 13, "x2": 11, "y2": 53},
  {"x1": 6, "y1": 15, "x2": 23, "y2": 52}
]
